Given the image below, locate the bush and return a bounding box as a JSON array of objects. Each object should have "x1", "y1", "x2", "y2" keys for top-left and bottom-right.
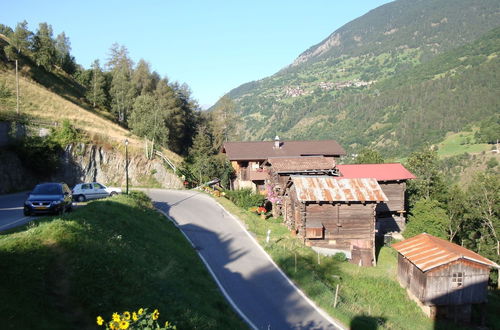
[{"x1": 223, "y1": 189, "x2": 265, "y2": 209}]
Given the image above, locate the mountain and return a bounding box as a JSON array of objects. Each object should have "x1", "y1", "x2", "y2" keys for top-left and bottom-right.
[{"x1": 219, "y1": 0, "x2": 500, "y2": 157}]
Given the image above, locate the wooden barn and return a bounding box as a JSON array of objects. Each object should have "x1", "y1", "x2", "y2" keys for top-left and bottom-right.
[
  {"x1": 392, "y1": 233, "x2": 499, "y2": 323},
  {"x1": 283, "y1": 176, "x2": 388, "y2": 266},
  {"x1": 221, "y1": 137, "x2": 345, "y2": 193},
  {"x1": 337, "y1": 163, "x2": 415, "y2": 235},
  {"x1": 262, "y1": 156, "x2": 337, "y2": 217}
]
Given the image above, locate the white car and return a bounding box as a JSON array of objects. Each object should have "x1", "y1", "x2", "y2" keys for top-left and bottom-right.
[{"x1": 72, "y1": 182, "x2": 122, "y2": 202}]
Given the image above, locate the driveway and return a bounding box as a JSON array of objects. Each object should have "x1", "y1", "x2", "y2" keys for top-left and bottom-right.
[{"x1": 146, "y1": 189, "x2": 344, "y2": 330}]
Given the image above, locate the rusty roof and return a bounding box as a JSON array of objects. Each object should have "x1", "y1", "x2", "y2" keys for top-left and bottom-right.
[
  {"x1": 290, "y1": 176, "x2": 388, "y2": 203},
  {"x1": 222, "y1": 140, "x2": 345, "y2": 161},
  {"x1": 392, "y1": 233, "x2": 499, "y2": 272},
  {"x1": 337, "y1": 163, "x2": 416, "y2": 181},
  {"x1": 266, "y1": 156, "x2": 335, "y2": 173}
]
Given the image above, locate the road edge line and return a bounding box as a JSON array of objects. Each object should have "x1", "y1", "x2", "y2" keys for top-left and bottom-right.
[
  {"x1": 212, "y1": 196, "x2": 347, "y2": 330},
  {"x1": 156, "y1": 208, "x2": 258, "y2": 330}
]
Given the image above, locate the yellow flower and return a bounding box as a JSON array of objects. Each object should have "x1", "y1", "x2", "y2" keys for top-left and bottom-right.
[
  {"x1": 132, "y1": 312, "x2": 138, "y2": 321},
  {"x1": 123, "y1": 311, "x2": 131, "y2": 320},
  {"x1": 119, "y1": 320, "x2": 129, "y2": 329},
  {"x1": 138, "y1": 308, "x2": 144, "y2": 315},
  {"x1": 109, "y1": 321, "x2": 117, "y2": 330},
  {"x1": 112, "y1": 312, "x2": 121, "y2": 322},
  {"x1": 96, "y1": 316, "x2": 104, "y2": 326},
  {"x1": 152, "y1": 309, "x2": 159, "y2": 320}
]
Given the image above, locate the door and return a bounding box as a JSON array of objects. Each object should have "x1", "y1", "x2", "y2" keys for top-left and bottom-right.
[{"x1": 93, "y1": 183, "x2": 108, "y2": 198}]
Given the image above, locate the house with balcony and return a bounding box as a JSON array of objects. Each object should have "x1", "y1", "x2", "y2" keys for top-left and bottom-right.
[{"x1": 221, "y1": 137, "x2": 345, "y2": 193}]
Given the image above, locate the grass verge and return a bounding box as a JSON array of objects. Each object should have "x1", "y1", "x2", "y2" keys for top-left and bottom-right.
[
  {"x1": 214, "y1": 195, "x2": 500, "y2": 330},
  {"x1": 0, "y1": 192, "x2": 246, "y2": 329}
]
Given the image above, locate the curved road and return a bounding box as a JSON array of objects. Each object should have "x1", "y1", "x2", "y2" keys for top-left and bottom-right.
[
  {"x1": 147, "y1": 189, "x2": 344, "y2": 330},
  {"x1": 0, "y1": 192, "x2": 33, "y2": 232}
]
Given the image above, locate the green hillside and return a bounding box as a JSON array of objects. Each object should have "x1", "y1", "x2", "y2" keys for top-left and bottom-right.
[
  {"x1": 219, "y1": 0, "x2": 500, "y2": 157},
  {"x1": 0, "y1": 192, "x2": 245, "y2": 329}
]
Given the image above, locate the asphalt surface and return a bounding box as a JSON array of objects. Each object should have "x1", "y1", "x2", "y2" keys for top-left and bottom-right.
[
  {"x1": 0, "y1": 192, "x2": 34, "y2": 232},
  {"x1": 146, "y1": 189, "x2": 344, "y2": 330}
]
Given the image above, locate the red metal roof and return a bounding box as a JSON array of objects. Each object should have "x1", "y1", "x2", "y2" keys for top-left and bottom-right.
[
  {"x1": 222, "y1": 140, "x2": 345, "y2": 161},
  {"x1": 392, "y1": 233, "x2": 499, "y2": 272},
  {"x1": 337, "y1": 163, "x2": 416, "y2": 181},
  {"x1": 266, "y1": 156, "x2": 335, "y2": 172},
  {"x1": 290, "y1": 176, "x2": 388, "y2": 202}
]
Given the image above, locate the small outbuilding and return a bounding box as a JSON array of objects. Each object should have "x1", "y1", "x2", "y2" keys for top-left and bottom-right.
[
  {"x1": 283, "y1": 176, "x2": 388, "y2": 266},
  {"x1": 337, "y1": 163, "x2": 415, "y2": 235},
  {"x1": 392, "y1": 233, "x2": 499, "y2": 323}
]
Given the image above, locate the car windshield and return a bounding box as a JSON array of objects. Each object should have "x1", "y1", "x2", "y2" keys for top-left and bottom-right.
[{"x1": 32, "y1": 184, "x2": 63, "y2": 195}]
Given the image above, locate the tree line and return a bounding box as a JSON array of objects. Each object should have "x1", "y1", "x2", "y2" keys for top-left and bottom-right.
[
  {"x1": 0, "y1": 20, "x2": 239, "y2": 185},
  {"x1": 356, "y1": 147, "x2": 499, "y2": 272}
]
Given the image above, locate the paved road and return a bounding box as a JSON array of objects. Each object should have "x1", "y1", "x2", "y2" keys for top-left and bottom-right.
[
  {"x1": 147, "y1": 189, "x2": 344, "y2": 330},
  {"x1": 0, "y1": 192, "x2": 34, "y2": 232}
]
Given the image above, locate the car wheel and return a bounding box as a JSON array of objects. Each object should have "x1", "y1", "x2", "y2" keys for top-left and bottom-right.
[
  {"x1": 77, "y1": 195, "x2": 86, "y2": 202},
  {"x1": 23, "y1": 209, "x2": 31, "y2": 216},
  {"x1": 110, "y1": 192, "x2": 117, "y2": 197}
]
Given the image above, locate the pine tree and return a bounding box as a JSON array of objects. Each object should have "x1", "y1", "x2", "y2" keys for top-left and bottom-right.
[{"x1": 87, "y1": 60, "x2": 107, "y2": 108}]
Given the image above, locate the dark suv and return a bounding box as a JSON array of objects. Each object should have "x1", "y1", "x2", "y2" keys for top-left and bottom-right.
[{"x1": 24, "y1": 182, "x2": 73, "y2": 216}]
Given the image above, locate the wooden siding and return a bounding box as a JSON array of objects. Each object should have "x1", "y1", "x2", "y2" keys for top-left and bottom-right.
[
  {"x1": 376, "y1": 181, "x2": 406, "y2": 214},
  {"x1": 424, "y1": 261, "x2": 490, "y2": 306},
  {"x1": 398, "y1": 254, "x2": 490, "y2": 307}
]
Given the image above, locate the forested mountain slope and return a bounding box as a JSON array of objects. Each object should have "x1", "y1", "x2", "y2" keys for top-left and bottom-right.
[{"x1": 220, "y1": 0, "x2": 500, "y2": 157}]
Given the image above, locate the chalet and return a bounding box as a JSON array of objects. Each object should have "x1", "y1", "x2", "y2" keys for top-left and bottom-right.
[
  {"x1": 283, "y1": 176, "x2": 387, "y2": 267},
  {"x1": 222, "y1": 137, "x2": 345, "y2": 193},
  {"x1": 262, "y1": 156, "x2": 337, "y2": 216},
  {"x1": 392, "y1": 233, "x2": 499, "y2": 323},
  {"x1": 337, "y1": 163, "x2": 415, "y2": 235}
]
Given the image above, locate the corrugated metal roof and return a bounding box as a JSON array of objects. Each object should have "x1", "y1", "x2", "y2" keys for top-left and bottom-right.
[
  {"x1": 337, "y1": 163, "x2": 416, "y2": 181},
  {"x1": 290, "y1": 176, "x2": 388, "y2": 202},
  {"x1": 392, "y1": 233, "x2": 499, "y2": 272},
  {"x1": 267, "y1": 156, "x2": 335, "y2": 172},
  {"x1": 222, "y1": 140, "x2": 345, "y2": 160}
]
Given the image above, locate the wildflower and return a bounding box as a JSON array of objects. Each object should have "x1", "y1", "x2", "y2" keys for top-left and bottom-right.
[
  {"x1": 123, "y1": 311, "x2": 131, "y2": 320},
  {"x1": 119, "y1": 320, "x2": 129, "y2": 329},
  {"x1": 132, "y1": 312, "x2": 138, "y2": 321},
  {"x1": 165, "y1": 321, "x2": 170, "y2": 327},
  {"x1": 112, "y1": 312, "x2": 121, "y2": 322},
  {"x1": 96, "y1": 316, "x2": 104, "y2": 326},
  {"x1": 152, "y1": 309, "x2": 159, "y2": 320},
  {"x1": 109, "y1": 321, "x2": 117, "y2": 330},
  {"x1": 138, "y1": 308, "x2": 144, "y2": 315}
]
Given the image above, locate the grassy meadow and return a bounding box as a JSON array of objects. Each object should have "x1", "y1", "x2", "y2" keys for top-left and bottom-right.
[
  {"x1": 214, "y1": 195, "x2": 500, "y2": 330},
  {"x1": 0, "y1": 192, "x2": 245, "y2": 329}
]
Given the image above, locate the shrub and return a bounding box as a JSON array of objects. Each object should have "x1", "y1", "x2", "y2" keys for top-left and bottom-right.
[{"x1": 223, "y1": 189, "x2": 265, "y2": 209}]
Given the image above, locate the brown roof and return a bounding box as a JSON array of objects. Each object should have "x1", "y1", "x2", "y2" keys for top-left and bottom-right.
[
  {"x1": 266, "y1": 156, "x2": 335, "y2": 173},
  {"x1": 290, "y1": 176, "x2": 388, "y2": 203},
  {"x1": 392, "y1": 233, "x2": 499, "y2": 272},
  {"x1": 222, "y1": 140, "x2": 345, "y2": 161}
]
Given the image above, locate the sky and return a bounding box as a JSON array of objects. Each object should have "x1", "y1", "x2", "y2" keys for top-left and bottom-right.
[{"x1": 1, "y1": 0, "x2": 392, "y2": 108}]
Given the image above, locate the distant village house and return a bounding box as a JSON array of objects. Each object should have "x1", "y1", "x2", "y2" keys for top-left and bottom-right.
[{"x1": 222, "y1": 137, "x2": 345, "y2": 193}]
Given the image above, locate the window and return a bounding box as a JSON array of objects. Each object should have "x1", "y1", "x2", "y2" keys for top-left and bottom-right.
[
  {"x1": 452, "y1": 272, "x2": 464, "y2": 288},
  {"x1": 82, "y1": 184, "x2": 90, "y2": 190}
]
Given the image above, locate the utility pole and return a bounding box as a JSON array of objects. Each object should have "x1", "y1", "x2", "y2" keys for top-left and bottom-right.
[{"x1": 15, "y1": 59, "x2": 19, "y2": 115}]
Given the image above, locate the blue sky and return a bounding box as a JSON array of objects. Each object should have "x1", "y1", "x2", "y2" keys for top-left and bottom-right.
[{"x1": 1, "y1": 0, "x2": 392, "y2": 108}]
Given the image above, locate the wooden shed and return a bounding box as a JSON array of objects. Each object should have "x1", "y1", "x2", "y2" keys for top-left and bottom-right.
[
  {"x1": 262, "y1": 156, "x2": 337, "y2": 217},
  {"x1": 337, "y1": 163, "x2": 415, "y2": 235},
  {"x1": 392, "y1": 233, "x2": 499, "y2": 323},
  {"x1": 283, "y1": 176, "x2": 388, "y2": 267}
]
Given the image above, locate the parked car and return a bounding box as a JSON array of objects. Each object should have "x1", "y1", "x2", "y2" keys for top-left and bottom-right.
[
  {"x1": 24, "y1": 182, "x2": 73, "y2": 216},
  {"x1": 72, "y1": 182, "x2": 122, "y2": 202}
]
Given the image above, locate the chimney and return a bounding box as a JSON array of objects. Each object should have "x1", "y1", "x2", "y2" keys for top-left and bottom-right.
[{"x1": 274, "y1": 135, "x2": 280, "y2": 149}]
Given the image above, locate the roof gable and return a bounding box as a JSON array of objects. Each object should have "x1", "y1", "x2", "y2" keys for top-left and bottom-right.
[
  {"x1": 222, "y1": 140, "x2": 345, "y2": 161},
  {"x1": 337, "y1": 163, "x2": 416, "y2": 181},
  {"x1": 290, "y1": 176, "x2": 388, "y2": 203},
  {"x1": 392, "y1": 233, "x2": 499, "y2": 272}
]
